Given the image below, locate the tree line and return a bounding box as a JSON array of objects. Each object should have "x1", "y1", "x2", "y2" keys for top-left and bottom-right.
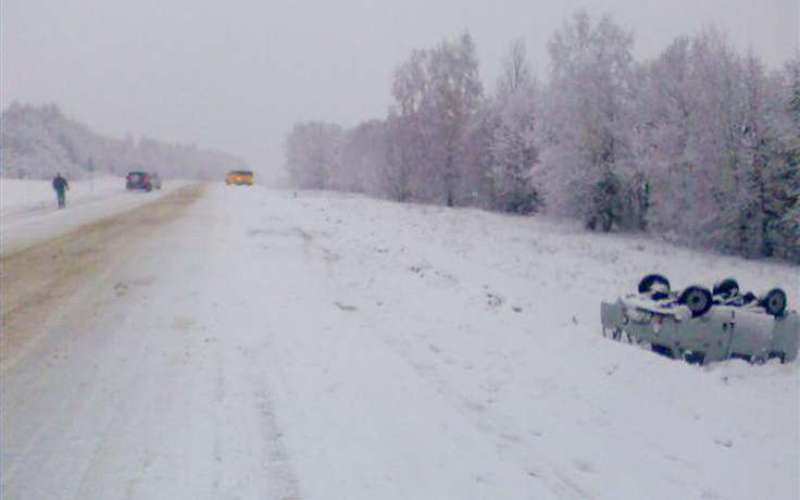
[
  {"x1": 1, "y1": 102, "x2": 246, "y2": 181},
  {"x1": 284, "y1": 11, "x2": 799, "y2": 263}
]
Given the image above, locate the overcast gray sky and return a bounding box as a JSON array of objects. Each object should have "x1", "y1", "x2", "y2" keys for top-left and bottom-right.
[{"x1": 2, "y1": 0, "x2": 798, "y2": 180}]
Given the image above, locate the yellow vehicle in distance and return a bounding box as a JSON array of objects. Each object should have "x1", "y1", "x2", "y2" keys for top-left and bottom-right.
[{"x1": 225, "y1": 170, "x2": 255, "y2": 186}]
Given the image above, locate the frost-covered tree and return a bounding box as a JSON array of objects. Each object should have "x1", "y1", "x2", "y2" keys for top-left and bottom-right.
[
  {"x1": 284, "y1": 121, "x2": 344, "y2": 189},
  {"x1": 426, "y1": 33, "x2": 484, "y2": 206},
  {"x1": 633, "y1": 31, "x2": 795, "y2": 258},
  {"x1": 497, "y1": 39, "x2": 532, "y2": 97},
  {"x1": 385, "y1": 34, "x2": 483, "y2": 205},
  {"x1": 688, "y1": 33, "x2": 763, "y2": 255},
  {"x1": 334, "y1": 119, "x2": 387, "y2": 195},
  {"x1": 763, "y1": 58, "x2": 800, "y2": 262},
  {"x1": 536, "y1": 11, "x2": 643, "y2": 231},
  {"x1": 386, "y1": 49, "x2": 434, "y2": 201},
  {"x1": 383, "y1": 110, "x2": 419, "y2": 201},
  {"x1": 487, "y1": 40, "x2": 541, "y2": 214},
  {"x1": 457, "y1": 102, "x2": 499, "y2": 208},
  {"x1": 632, "y1": 37, "x2": 695, "y2": 239}
]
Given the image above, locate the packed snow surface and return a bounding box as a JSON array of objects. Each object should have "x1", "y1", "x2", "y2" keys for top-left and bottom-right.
[
  {"x1": 2, "y1": 184, "x2": 798, "y2": 499},
  {"x1": 0, "y1": 177, "x2": 189, "y2": 254}
]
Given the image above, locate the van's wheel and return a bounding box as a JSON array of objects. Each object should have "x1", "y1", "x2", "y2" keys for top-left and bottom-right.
[
  {"x1": 678, "y1": 286, "x2": 713, "y2": 317},
  {"x1": 760, "y1": 289, "x2": 787, "y2": 317},
  {"x1": 729, "y1": 353, "x2": 752, "y2": 363},
  {"x1": 768, "y1": 351, "x2": 787, "y2": 364},
  {"x1": 713, "y1": 278, "x2": 739, "y2": 299},
  {"x1": 638, "y1": 274, "x2": 671, "y2": 295},
  {"x1": 683, "y1": 351, "x2": 706, "y2": 365},
  {"x1": 651, "y1": 344, "x2": 674, "y2": 359}
]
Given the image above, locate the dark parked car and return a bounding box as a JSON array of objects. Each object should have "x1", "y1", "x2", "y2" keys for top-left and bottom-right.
[{"x1": 126, "y1": 171, "x2": 162, "y2": 191}]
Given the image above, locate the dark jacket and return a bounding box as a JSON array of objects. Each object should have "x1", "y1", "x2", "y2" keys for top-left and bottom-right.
[{"x1": 52, "y1": 176, "x2": 69, "y2": 193}]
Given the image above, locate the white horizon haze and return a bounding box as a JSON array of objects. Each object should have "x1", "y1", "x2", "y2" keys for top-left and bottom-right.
[{"x1": 2, "y1": 0, "x2": 798, "y2": 182}]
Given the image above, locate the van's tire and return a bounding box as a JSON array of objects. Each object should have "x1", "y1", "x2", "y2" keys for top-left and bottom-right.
[
  {"x1": 760, "y1": 289, "x2": 787, "y2": 317},
  {"x1": 768, "y1": 351, "x2": 787, "y2": 364},
  {"x1": 683, "y1": 351, "x2": 706, "y2": 365},
  {"x1": 678, "y1": 286, "x2": 713, "y2": 317},
  {"x1": 713, "y1": 278, "x2": 739, "y2": 299},
  {"x1": 651, "y1": 344, "x2": 674, "y2": 359},
  {"x1": 729, "y1": 353, "x2": 752, "y2": 363},
  {"x1": 638, "y1": 274, "x2": 671, "y2": 294}
]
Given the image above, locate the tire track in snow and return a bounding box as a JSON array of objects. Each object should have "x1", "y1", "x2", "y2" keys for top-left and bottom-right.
[{"x1": 205, "y1": 190, "x2": 304, "y2": 500}]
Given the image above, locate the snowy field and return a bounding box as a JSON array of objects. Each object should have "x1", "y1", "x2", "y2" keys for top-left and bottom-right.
[
  {"x1": 0, "y1": 177, "x2": 190, "y2": 255},
  {"x1": 2, "y1": 183, "x2": 798, "y2": 499},
  {"x1": 2, "y1": 176, "x2": 128, "y2": 215}
]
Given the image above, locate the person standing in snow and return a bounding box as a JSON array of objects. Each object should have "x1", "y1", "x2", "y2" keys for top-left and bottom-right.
[{"x1": 52, "y1": 173, "x2": 69, "y2": 209}]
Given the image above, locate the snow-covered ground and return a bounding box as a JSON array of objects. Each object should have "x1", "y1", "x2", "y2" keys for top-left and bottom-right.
[
  {"x1": 2, "y1": 176, "x2": 127, "y2": 215},
  {"x1": 0, "y1": 177, "x2": 190, "y2": 255},
  {"x1": 2, "y1": 184, "x2": 798, "y2": 499}
]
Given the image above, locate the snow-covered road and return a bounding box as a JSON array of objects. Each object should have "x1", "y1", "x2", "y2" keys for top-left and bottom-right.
[{"x1": 2, "y1": 184, "x2": 798, "y2": 499}]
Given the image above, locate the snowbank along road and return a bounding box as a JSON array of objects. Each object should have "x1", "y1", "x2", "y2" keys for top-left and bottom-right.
[{"x1": 2, "y1": 182, "x2": 798, "y2": 500}]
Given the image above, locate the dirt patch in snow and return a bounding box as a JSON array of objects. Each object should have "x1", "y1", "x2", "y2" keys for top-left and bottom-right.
[{"x1": 0, "y1": 184, "x2": 205, "y2": 370}]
